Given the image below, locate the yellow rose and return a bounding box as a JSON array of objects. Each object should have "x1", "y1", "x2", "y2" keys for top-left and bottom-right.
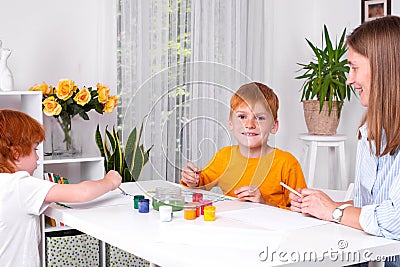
[
  {"x1": 56, "y1": 79, "x2": 75, "y2": 100},
  {"x1": 43, "y1": 96, "x2": 62, "y2": 116},
  {"x1": 48, "y1": 86, "x2": 55, "y2": 95},
  {"x1": 73, "y1": 87, "x2": 91, "y2": 106},
  {"x1": 97, "y1": 83, "x2": 110, "y2": 103},
  {"x1": 29, "y1": 82, "x2": 53, "y2": 95},
  {"x1": 103, "y1": 95, "x2": 118, "y2": 113}
]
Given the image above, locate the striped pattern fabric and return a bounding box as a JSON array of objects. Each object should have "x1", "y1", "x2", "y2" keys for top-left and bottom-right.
[{"x1": 354, "y1": 124, "x2": 400, "y2": 240}]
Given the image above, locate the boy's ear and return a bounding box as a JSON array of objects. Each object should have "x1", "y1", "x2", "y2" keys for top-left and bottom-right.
[
  {"x1": 228, "y1": 117, "x2": 233, "y2": 130},
  {"x1": 10, "y1": 147, "x2": 20, "y2": 160},
  {"x1": 270, "y1": 120, "x2": 279, "y2": 134}
]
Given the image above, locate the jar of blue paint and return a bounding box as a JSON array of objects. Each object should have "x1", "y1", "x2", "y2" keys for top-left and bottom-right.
[{"x1": 138, "y1": 198, "x2": 150, "y2": 213}]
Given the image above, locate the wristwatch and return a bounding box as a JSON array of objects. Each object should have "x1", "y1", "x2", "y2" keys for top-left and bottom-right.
[{"x1": 332, "y1": 204, "x2": 352, "y2": 223}]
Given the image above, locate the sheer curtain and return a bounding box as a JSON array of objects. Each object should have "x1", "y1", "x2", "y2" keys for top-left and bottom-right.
[{"x1": 118, "y1": 0, "x2": 273, "y2": 183}]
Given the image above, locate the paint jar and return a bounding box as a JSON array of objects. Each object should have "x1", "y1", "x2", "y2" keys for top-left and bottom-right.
[
  {"x1": 184, "y1": 203, "x2": 197, "y2": 220},
  {"x1": 203, "y1": 205, "x2": 216, "y2": 221},
  {"x1": 138, "y1": 198, "x2": 150, "y2": 213},
  {"x1": 195, "y1": 205, "x2": 201, "y2": 217},
  {"x1": 159, "y1": 205, "x2": 173, "y2": 222},
  {"x1": 200, "y1": 200, "x2": 213, "y2": 215},
  {"x1": 152, "y1": 187, "x2": 185, "y2": 211},
  {"x1": 192, "y1": 192, "x2": 203, "y2": 202},
  {"x1": 134, "y1": 195, "x2": 145, "y2": 209}
]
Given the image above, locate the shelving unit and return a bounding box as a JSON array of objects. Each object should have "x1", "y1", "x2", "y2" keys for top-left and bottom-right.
[{"x1": 0, "y1": 91, "x2": 105, "y2": 267}]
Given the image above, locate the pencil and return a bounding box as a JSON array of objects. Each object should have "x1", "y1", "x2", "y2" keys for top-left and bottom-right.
[{"x1": 280, "y1": 182, "x2": 302, "y2": 198}]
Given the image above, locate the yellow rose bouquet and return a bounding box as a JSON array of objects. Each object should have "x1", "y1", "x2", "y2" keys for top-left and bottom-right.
[{"x1": 29, "y1": 79, "x2": 118, "y2": 154}]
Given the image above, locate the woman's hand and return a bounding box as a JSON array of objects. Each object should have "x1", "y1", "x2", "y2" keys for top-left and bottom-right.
[
  {"x1": 293, "y1": 188, "x2": 338, "y2": 221},
  {"x1": 181, "y1": 162, "x2": 201, "y2": 188},
  {"x1": 289, "y1": 188, "x2": 304, "y2": 213},
  {"x1": 234, "y1": 186, "x2": 266, "y2": 204}
]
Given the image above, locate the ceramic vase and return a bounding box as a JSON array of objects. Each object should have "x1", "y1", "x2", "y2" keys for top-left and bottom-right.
[{"x1": 0, "y1": 47, "x2": 14, "y2": 92}]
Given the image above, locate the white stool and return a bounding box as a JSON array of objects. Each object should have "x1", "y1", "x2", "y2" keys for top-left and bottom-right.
[{"x1": 299, "y1": 133, "x2": 347, "y2": 189}]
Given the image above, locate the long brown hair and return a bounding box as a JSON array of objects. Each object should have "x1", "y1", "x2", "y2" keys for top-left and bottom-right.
[
  {"x1": 0, "y1": 109, "x2": 45, "y2": 173},
  {"x1": 347, "y1": 16, "x2": 400, "y2": 156}
]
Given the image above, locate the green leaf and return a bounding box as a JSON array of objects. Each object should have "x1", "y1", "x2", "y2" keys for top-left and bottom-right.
[
  {"x1": 125, "y1": 127, "x2": 137, "y2": 169},
  {"x1": 95, "y1": 125, "x2": 107, "y2": 170},
  {"x1": 112, "y1": 127, "x2": 123, "y2": 174},
  {"x1": 131, "y1": 146, "x2": 144, "y2": 181}
]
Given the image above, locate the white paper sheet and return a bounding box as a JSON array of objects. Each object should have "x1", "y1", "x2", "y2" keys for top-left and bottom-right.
[
  {"x1": 220, "y1": 206, "x2": 329, "y2": 231},
  {"x1": 58, "y1": 190, "x2": 133, "y2": 209},
  {"x1": 156, "y1": 219, "x2": 287, "y2": 251}
]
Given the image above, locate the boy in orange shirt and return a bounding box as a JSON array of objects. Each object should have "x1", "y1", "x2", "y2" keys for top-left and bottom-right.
[{"x1": 181, "y1": 82, "x2": 306, "y2": 209}]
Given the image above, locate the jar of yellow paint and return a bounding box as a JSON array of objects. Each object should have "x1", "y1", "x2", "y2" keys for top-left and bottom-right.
[
  {"x1": 184, "y1": 203, "x2": 197, "y2": 220},
  {"x1": 203, "y1": 205, "x2": 216, "y2": 221}
]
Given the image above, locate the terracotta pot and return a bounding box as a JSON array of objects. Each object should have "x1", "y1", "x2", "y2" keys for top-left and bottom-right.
[{"x1": 302, "y1": 100, "x2": 340, "y2": 135}]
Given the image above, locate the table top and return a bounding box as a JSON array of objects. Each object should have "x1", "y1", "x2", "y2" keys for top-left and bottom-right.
[{"x1": 44, "y1": 180, "x2": 400, "y2": 267}]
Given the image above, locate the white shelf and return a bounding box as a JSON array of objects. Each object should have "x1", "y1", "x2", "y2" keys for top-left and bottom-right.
[
  {"x1": 0, "y1": 90, "x2": 41, "y2": 96},
  {"x1": 43, "y1": 156, "x2": 103, "y2": 165},
  {"x1": 45, "y1": 225, "x2": 72, "y2": 233}
]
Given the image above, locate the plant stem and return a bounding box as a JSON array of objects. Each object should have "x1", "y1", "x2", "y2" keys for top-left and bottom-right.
[{"x1": 56, "y1": 116, "x2": 72, "y2": 151}]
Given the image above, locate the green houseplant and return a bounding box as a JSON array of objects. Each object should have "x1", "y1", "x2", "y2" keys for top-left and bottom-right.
[
  {"x1": 95, "y1": 121, "x2": 153, "y2": 182},
  {"x1": 295, "y1": 25, "x2": 356, "y2": 135}
]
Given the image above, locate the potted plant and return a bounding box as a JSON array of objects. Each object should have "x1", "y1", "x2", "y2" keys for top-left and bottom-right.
[
  {"x1": 295, "y1": 25, "x2": 356, "y2": 135},
  {"x1": 95, "y1": 120, "x2": 153, "y2": 182}
]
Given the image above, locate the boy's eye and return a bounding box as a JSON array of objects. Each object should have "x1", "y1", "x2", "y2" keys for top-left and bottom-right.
[
  {"x1": 238, "y1": 114, "x2": 246, "y2": 119},
  {"x1": 256, "y1": 116, "x2": 266, "y2": 121}
]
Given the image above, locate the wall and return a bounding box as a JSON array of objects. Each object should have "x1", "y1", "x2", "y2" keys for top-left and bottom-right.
[
  {"x1": 270, "y1": 0, "x2": 400, "y2": 189},
  {"x1": 0, "y1": 0, "x2": 117, "y2": 156}
]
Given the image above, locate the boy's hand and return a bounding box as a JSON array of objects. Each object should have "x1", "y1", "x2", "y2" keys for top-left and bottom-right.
[
  {"x1": 234, "y1": 186, "x2": 265, "y2": 204},
  {"x1": 104, "y1": 170, "x2": 122, "y2": 191},
  {"x1": 181, "y1": 162, "x2": 201, "y2": 188}
]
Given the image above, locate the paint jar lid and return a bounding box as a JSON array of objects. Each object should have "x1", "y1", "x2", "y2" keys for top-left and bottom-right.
[
  {"x1": 184, "y1": 202, "x2": 198, "y2": 210},
  {"x1": 139, "y1": 198, "x2": 149, "y2": 203}
]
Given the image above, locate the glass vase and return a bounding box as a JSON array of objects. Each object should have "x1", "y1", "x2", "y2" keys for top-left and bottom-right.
[{"x1": 51, "y1": 116, "x2": 82, "y2": 157}]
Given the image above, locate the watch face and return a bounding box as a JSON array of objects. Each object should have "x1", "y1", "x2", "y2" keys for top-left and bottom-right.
[{"x1": 332, "y1": 208, "x2": 342, "y2": 221}]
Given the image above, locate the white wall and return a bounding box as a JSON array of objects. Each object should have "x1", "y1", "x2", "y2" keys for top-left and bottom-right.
[{"x1": 0, "y1": 0, "x2": 117, "y2": 155}]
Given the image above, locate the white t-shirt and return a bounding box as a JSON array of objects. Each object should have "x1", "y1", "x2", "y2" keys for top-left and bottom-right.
[{"x1": 0, "y1": 171, "x2": 55, "y2": 267}]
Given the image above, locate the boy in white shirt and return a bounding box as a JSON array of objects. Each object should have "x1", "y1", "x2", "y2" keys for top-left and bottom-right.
[{"x1": 0, "y1": 109, "x2": 121, "y2": 267}]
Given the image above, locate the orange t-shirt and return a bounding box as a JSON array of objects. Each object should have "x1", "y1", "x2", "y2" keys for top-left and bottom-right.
[{"x1": 181, "y1": 146, "x2": 307, "y2": 209}]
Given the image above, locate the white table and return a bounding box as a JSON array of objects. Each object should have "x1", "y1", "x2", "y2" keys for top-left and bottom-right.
[
  {"x1": 44, "y1": 180, "x2": 400, "y2": 267},
  {"x1": 299, "y1": 133, "x2": 347, "y2": 189}
]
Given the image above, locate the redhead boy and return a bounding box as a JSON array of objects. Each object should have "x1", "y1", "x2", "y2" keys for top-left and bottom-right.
[
  {"x1": 0, "y1": 109, "x2": 121, "y2": 266},
  {"x1": 181, "y1": 82, "x2": 306, "y2": 208}
]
